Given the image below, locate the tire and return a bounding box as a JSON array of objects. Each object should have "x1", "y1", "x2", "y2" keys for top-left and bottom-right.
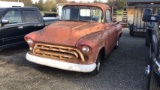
[
  {"x1": 90, "y1": 53, "x2": 102, "y2": 75},
  {"x1": 145, "y1": 30, "x2": 151, "y2": 47},
  {"x1": 149, "y1": 69, "x2": 160, "y2": 90},
  {"x1": 129, "y1": 24, "x2": 134, "y2": 36},
  {"x1": 149, "y1": 43, "x2": 152, "y2": 59},
  {"x1": 130, "y1": 29, "x2": 134, "y2": 36},
  {"x1": 114, "y1": 39, "x2": 119, "y2": 49}
]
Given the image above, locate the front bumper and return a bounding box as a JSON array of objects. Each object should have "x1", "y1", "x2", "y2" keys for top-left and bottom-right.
[{"x1": 26, "y1": 53, "x2": 96, "y2": 73}]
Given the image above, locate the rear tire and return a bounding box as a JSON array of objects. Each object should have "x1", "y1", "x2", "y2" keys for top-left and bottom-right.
[
  {"x1": 130, "y1": 29, "x2": 134, "y2": 36},
  {"x1": 149, "y1": 69, "x2": 160, "y2": 90},
  {"x1": 145, "y1": 30, "x2": 151, "y2": 47},
  {"x1": 90, "y1": 53, "x2": 102, "y2": 75}
]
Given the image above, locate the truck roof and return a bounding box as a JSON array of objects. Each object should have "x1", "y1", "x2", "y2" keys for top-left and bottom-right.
[
  {"x1": 126, "y1": 0, "x2": 160, "y2": 6},
  {"x1": 64, "y1": 3, "x2": 110, "y2": 10}
]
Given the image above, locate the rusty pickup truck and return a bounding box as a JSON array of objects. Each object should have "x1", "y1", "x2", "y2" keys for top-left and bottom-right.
[{"x1": 24, "y1": 3, "x2": 122, "y2": 75}]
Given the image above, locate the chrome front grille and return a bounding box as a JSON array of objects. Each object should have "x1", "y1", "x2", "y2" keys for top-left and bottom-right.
[{"x1": 33, "y1": 43, "x2": 85, "y2": 61}]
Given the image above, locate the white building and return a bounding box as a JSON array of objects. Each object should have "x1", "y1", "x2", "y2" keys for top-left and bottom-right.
[{"x1": 0, "y1": 1, "x2": 24, "y2": 7}]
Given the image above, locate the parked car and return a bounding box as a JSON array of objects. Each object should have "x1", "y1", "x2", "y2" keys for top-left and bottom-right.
[
  {"x1": 0, "y1": 7, "x2": 59, "y2": 50},
  {"x1": 142, "y1": 8, "x2": 160, "y2": 90},
  {"x1": 25, "y1": 3, "x2": 122, "y2": 75}
]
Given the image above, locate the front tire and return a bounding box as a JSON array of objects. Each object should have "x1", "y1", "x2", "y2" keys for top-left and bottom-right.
[
  {"x1": 130, "y1": 29, "x2": 134, "y2": 36},
  {"x1": 114, "y1": 39, "x2": 119, "y2": 49},
  {"x1": 145, "y1": 30, "x2": 151, "y2": 47},
  {"x1": 149, "y1": 69, "x2": 160, "y2": 90},
  {"x1": 90, "y1": 53, "x2": 102, "y2": 75}
]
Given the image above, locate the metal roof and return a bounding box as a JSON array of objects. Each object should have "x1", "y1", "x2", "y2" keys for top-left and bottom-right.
[{"x1": 126, "y1": 0, "x2": 160, "y2": 6}]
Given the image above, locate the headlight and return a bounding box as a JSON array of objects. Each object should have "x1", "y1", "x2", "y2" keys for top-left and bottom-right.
[
  {"x1": 27, "y1": 38, "x2": 33, "y2": 45},
  {"x1": 82, "y1": 46, "x2": 90, "y2": 53}
]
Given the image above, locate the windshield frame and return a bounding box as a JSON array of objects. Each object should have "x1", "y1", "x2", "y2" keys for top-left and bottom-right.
[{"x1": 61, "y1": 6, "x2": 103, "y2": 23}]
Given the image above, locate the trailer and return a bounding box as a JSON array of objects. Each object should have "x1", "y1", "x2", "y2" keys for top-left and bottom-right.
[
  {"x1": 0, "y1": 1, "x2": 24, "y2": 8},
  {"x1": 126, "y1": 0, "x2": 160, "y2": 36}
]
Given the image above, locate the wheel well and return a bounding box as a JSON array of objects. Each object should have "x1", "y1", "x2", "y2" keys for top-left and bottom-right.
[
  {"x1": 119, "y1": 32, "x2": 122, "y2": 38},
  {"x1": 99, "y1": 47, "x2": 105, "y2": 61}
]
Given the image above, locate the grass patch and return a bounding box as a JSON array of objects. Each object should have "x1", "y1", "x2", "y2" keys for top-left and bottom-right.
[{"x1": 116, "y1": 10, "x2": 123, "y2": 15}]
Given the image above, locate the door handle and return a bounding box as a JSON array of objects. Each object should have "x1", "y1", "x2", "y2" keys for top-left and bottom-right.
[{"x1": 18, "y1": 26, "x2": 23, "y2": 29}]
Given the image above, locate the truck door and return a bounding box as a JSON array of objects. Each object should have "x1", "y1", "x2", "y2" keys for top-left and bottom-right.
[
  {"x1": 0, "y1": 8, "x2": 26, "y2": 46},
  {"x1": 105, "y1": 10, "x2": 117, "y2": 50},
  {"x1": 22, "y1": 8, "x2": 44, "y2": 34}
]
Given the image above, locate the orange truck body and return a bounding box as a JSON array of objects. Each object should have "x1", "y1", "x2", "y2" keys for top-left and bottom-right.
[{"x1": 25, "y1": 3, "x2": 122, "y2": 74}]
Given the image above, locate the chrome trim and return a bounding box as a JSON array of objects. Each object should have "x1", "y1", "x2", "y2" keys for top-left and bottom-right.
[
  {"x1": 33, "y1": 43, "x2": 85, "y2": 62},
  {"x1": 153, "y1": 58, "x2": 160, "y2": 73},
  {"x1": 145, "y1": 65, "x2": 150, "y2": 76}
]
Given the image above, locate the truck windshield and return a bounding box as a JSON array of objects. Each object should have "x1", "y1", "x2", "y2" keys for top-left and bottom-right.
[{"x1": 61, "y1": 6, "x2": 102, "y2": 23}]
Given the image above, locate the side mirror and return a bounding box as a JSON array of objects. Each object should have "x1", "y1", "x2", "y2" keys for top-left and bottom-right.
[
  {"x1": 142, "y1": 9, "x2": 152, "y2": 22},
  {"x1": 1, "y1": 19, "x2": 9, "y2": 25}
]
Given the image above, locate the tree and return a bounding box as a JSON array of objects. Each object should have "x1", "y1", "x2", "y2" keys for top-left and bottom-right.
[
  {"x1": 33, "y1": 0, "x2": 44, "y2": 11},
  {"x1": 56, "y1": 0, "x2": 67, "y2": 3},
  {"x1": 44, "y1": 0, "x2": 56, "y2": 11},
  {"x1": 117, "y1": 0, "x2": 126, "y2": 9},
  {"x1": 108, "y1": 0, "x2": 126, "y2": 9},
  {"x1": 21, "y1": 0, "x2": 32, "y2": 6}
]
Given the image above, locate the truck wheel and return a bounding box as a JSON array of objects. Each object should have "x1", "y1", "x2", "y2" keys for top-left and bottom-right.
[
  {"x1": 130, "y1": 29, "x2": 134, "y2": 36},
  {"x1": 114, "y1": 39, "x2": 119, "y2": 49},
  {"x1": 149, "y1": 43, "x2": 152, "y2": 59},
  {"x1": 145, "y1": 30, "x2": 150, "y2": 47},
  {"x1": 90, "y1": 53, "x2": 102, "y2": 75},
  {"x1": 149, "y1": 69, "x2": 160, "y2": 90}
]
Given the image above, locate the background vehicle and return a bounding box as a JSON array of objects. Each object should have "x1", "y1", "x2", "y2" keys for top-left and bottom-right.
[
  {"x1": 25, "y1": 3, "x2": 122, "y2": 75},
  {"x1": 126, "y1": 0, "x2": 160, "y2": 36},
  {"x1": 0, "y1": 7, "x2": 59, "y2": 50},
  {"x1": 143, "y1": 8, "x2": 160, "y2": 90}
]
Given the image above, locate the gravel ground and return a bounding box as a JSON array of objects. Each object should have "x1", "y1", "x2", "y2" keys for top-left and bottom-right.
[{"x1": 0, "y1": 28, "x2": 149, "y2": 90}]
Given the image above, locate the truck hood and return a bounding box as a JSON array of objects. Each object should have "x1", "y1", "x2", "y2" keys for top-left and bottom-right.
[{"x1": 35, "y1": 21, "x2": 104, "y2": 46}]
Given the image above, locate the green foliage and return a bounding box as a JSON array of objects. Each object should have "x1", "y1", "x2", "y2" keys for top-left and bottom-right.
[
  {"x1": 108, "y1": 0, "x2": 126, "y2": 9},
  {"x1": 43, "y1": 0, "x2": 56, "y2": 11},
  {"x1": 117, "y1": 0, "x2": 126, "y2": 9}
]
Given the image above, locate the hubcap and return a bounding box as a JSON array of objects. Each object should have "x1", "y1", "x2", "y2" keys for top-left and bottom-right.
[
  {"x1": 117, "y1": 40, "x2": 119, "y2": 46},
  {"x1": 145, "y1": 65, "x2": 150, "y2": 76},
  {"x1": 97, "y1": 61, "x2": 101, "y2": 72}
]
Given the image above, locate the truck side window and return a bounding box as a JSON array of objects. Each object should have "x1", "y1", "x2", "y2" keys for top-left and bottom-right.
[
  {"x1": 3, "y1": 10, "x2": 22, "y2": 24},
  {"x1": 23, "y1": 10, "x2": 39, "y2": 22},
  {"x1": 106, "y1": 10, "x2": 111, "y2": 23}
]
